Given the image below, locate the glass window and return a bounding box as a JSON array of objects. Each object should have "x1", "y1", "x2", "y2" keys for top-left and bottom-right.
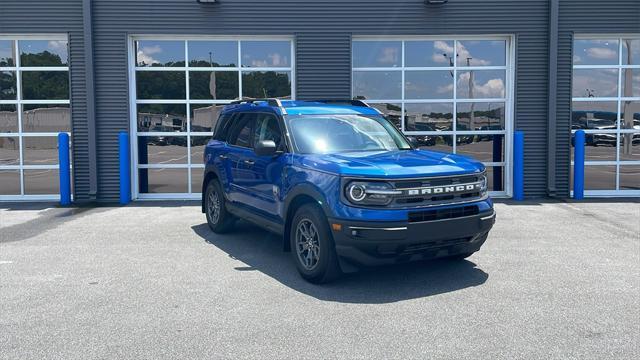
[
  {"x1": 622, "y1": 39, "x2": 640, "y2": 65},
  {"x1": 572, "y1": 101, "x2": 618, "y2": 130},
  {"x1": 352, "y1": 41, "x2": 401, "y2": 68},
  {"x1": 135, "y1": 40, "x2": 184, "y2": 67},
  {"x1": 485, "y1": 166, "x2": 504, "y2": 192},
  {"x1": 137, "y1": 136, "x2": 188, "y2": 165},
  {"x1": 620, "y1": 101, "x2": 640, "y2": 130},
  {"x1": 619, "y1": 166, "x2": 640, "y2": 190},
  {"x1": 404, "y1": 103, "x2": 453, "y2": 132},
  {"x1": 621, "y1": 69, "x2": 639, "y2": 98},
  {"x1": 189, "y1": 41, "x2": 238, "y2": 67},
  {"x1": 22, "y1": 136, "x2": 58, "y2": 165},
  {"x1": 227, "y1": 114, "x2": 254, "y2": 148},
  {"x1": 457, "y1": 70, "x2": 506, "y2": 99},
  {"x1": 619, "y1": 133, "x2": 640, "y2": 162},
  {"x1": 189, "y1": 71, "x2": 239, "y2": 100},
  {"x1": 405, "y1": 40, "x2": 454, "y2": 68},
  {"x1": 456, "y1": 40, "x2": 506, "y2": 67},
  {"x1": 584, "y1": 165, "x2": 616, "y2": 190},
  {"x1": 353, "y1": 71, "x2": 401, "y2": 100},
  {"x1": 573, "y1": 39, "x2": 619, "y2": 65},
  {"x1": 191, "y1": 104, "x2": 223, "y2": 133},
  {"x1": 190, "y1": 137, "x2": 210, "y2": 164},
  {"x1": 0, "y1": 41, "x2": 15, "y2": 66},
  {"x1": 253, "y1": 114, "x2": 282, "y2": 149},
  {"x1": 418, "y1": 135, "x2": 453, "y2": 154},
  {"x1": 0, "y1": 137, "x2": 20, "y2": 165},
  {"x1": 136, "y1": 71, "x2": 186, "y2": 100},
  {"x1": 19, "y1": 40, "x2": 68, "y2": 66},
  {"x1": 404, "y1": 71, "x2": 453, "y2": 99},
  {"x1": 0, "y1": 71, "x2": 17, "y2": 100},
  {"x1": 0, "y1": 105, "x2": 18, "y2": 133},
  {"x1": 241, "y1": 71, "x2": 291, "y2": 98},
  {"x1": 369, "y1": 103, "x2": 402, "y2": 129},
  {"x1": 572, "y1": 69, "x2": 618, "y2": 98},
  {"x1": 457, "y1": 102, "x2": 505, "y2": 131},
  {"x1": 21, "y1": 71, "x2": 69, "y2": 100},
  {"x1": 190, "y1": 168, "x2": 204, "y2": 194},
  {"x1": 138, "y1": 168, "x2": 188, "y2": 193},
  {"x1": 0, "y1": 170, "x2": 20, "y2": 195},
  {"x1": 456, "y1": 134, "x2": 504, "y2": 163},
  {"x1": 241, "y1": 41, "x2": 290, "y2": 68},
  {"x1": 136, "y1": 104, "x2": 187, "y2": 133},
  {"x1": 24, "y1": 169, "x2": 60, "y2": 194},
  {"x1": 22, "y1": 104, "x2": 70, "y2": 132}
]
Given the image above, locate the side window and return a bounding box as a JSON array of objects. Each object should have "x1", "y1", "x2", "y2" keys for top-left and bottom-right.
[
  {"x1": 226, "y1": 113, "x2": 256, "y2": 148},
  {"x1": 213, "y1": 113, "x2": 232, "y2": 140},
  {"x1": 253, "y1": 114, "x2": 283, "y2": 149}
]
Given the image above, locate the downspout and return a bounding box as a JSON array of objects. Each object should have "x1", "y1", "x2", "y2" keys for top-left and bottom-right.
[
  {"x1": 546, "y1": 0, "x2": 559, "y2": 197},
  {"x1": 82, "y1": 0, "x2": 98, "y2": 200}
]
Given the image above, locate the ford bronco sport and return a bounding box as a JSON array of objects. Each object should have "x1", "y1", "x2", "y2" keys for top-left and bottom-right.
[{"x1": 202, "y1": 99, "x2": 495, "y2": 283}]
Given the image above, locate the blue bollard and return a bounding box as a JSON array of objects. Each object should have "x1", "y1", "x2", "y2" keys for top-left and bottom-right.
[
  {"x1": 573, "y1": 130, "x2": 585, "y2": 200},
  {"x1": 58, "y1": 133, "x2": 71, "y2": 206},
  {"x1": 513, "y1": 131, "x2": 524, "y2": 201},
  {"x1": 119, "y1": 132, "x2": 131, "y2": 205}
]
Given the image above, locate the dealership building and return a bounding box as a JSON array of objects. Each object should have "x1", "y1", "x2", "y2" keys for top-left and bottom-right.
[{"x1": 0, "y1": 0, "x2": 638, "y2": 203}]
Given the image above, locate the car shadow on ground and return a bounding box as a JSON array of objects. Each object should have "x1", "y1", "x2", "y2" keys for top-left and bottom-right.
[{"x1": 192, "y1": 222, "x2": 489, "y2": 304}]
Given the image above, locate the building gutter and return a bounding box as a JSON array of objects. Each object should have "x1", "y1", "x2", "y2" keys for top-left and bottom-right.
[
  {"x1": 82, "y1": 0, "x2": 98, "y2": 200},
  {"x1": 546, "y1": 0, "x2": 559, "y2": 197}
]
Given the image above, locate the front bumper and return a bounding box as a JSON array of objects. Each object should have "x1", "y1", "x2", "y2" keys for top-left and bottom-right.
[{"x1": 329, "y1": 208, "x2": 495, "y2": 268}]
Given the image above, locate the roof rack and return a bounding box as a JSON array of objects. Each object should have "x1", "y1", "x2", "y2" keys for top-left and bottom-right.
[
  {"x1": 315, "y1": 99, "x2": 372, "y2": 108},
  {"x1": 229, "y1": 98, "x2": 284, "y2": 107}
]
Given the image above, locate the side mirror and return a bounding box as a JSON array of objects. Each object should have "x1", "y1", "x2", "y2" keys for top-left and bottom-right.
[
  {"x1": 254, "y1": 140, "x2": 278, "y2": 157},
  {"x1": 406, "y1": 136, "x2": 419, "y2": 148}
]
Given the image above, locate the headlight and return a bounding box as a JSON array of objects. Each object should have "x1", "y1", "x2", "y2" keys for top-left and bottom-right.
[
  {"x1": 479, "y1": 173, "x2": 488, "y2": 194},
  {"x1": 345, "y1": 181, "x2": 400, "y2": 206}
]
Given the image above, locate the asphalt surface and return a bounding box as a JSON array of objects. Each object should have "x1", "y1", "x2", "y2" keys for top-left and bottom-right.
[{"x1": 1, "y1": 200, "x2": 639, "y2": 359}]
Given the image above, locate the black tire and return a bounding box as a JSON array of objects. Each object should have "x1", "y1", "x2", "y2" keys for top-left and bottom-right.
[
  {"x1": 290, "y1": 204, "x2": 341, "y2": 284},
  {"x1": 204, "y1": 180, "x2": 235, "y2": 233}
]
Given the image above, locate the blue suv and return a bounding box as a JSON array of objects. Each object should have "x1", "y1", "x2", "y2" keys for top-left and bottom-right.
[{"x1": 202, "y1": 99, "x2": 495, "y2": 283}]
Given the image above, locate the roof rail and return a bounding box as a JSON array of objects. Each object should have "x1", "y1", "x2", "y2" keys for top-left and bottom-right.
[
  {"x1": 229, "y1": 98, "x2": 284, "y2": 107},
  {"x1": 315, "y1": 99, "x2": 372, "y2": 108}
]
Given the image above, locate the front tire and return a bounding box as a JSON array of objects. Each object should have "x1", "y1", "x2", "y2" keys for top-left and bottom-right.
[
  {"x1": 204, "y1": 180, "x2": 235, "y2": 233},
  {"x1": 290, "y1": 204, "x2": 341, "y2": 284}
]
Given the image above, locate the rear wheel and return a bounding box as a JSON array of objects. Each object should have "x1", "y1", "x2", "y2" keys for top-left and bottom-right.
[
  {"x1": 290, "y1": 204, "x2": 341, "y2": 284},
  {"x1": 204, "y1": 180, "x2": 235, "y2": 233}
]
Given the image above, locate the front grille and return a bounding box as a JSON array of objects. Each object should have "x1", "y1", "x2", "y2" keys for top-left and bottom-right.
[
  {"x1": 408, "y1": 205, "x2": 479, "y2": 223},
  {"x1": 389, "y1": 174, "x2": 485, "y2": 208}
]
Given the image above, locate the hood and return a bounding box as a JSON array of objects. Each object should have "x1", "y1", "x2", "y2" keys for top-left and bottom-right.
[{"x1": 298, "y1": 149, "x2": 484, "y2": 178}]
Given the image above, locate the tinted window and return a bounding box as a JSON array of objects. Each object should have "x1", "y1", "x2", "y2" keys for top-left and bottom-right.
[
  {"x1": 253, "y1": 114, "x2": 282, "y2": 149},
  {"x1": 214, "y1": 113, "x2": 233, "y2": 140},
  {"x1": 227, "y1": 113, "x2": 255, "y2": 148}
]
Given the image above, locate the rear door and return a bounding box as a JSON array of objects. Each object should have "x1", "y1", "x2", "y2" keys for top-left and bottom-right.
[{"x1": 224, "y1": 112, "x2": 257, "y2": 204}]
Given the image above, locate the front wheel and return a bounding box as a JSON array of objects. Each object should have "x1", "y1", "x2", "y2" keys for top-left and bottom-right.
[
  {"x1": 290, "y1": 204, "x2": 341, "y2": 284},
  {"x1": 204, "y1": 180, "x2": 235, "y2": 233}
]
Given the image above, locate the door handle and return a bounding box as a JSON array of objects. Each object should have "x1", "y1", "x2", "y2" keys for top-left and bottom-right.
[
  {"x1": 243, "y1": 159, "x2": 255, "y2": 166},
  {"x1": 218, "y1": 154, "x2": 227, "y2": 160}
]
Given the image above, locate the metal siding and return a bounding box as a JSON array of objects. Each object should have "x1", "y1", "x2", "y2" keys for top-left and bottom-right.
[
  {"x1": 0, "y1": 1, "x2": 90, "y2": 200},
  {"x1": 296, "y1": 33, "x2": 351, "y2": 100},
  {"x1": 557, "y1": 0, "x2": 640, "y2": 197}
]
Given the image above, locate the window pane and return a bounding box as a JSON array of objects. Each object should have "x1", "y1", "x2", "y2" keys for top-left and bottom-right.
[
  {"x1": 0, "y1": 105, "x2": 18, "y2": 133},
  {"x1": 241, "y1": 41, "x2": 290, "y2": 68},
  {"x1": 22, "y1": 136, "x2": 59, "y2": 165},
  {"x1": 136, "y1": 71, "x2": 186, "y2": 100},
  {"x1": 405, "y1": 70, "x2": 453, "y2": 99},
  {"x1": 404, "y1": 103, "x2": 453, "y2": 131},
  {"x1": 24, "y1": 169, "x2": 59, "y2": 195},
  {"x1": 584, "y1": 135, "x2": 616, "y2": 161},
  {"x1": 622, "y1": 69, "x2": 639, "y2": 98},
  {"x1": 188, "y1": 41, "x2": 238, "y2": 67},
  {"x1": 572, "y1": 69, "x2": 618, "y2": 98},
  {"x1": 22, "y1": 104, "x2": 70, "y2": 132},
  {"x1": 191, "y1": 104, "x2": 223, "y2": 133},
  {"x1": 456, "y1": 40, "x2": 506, "y2": 67},
  {"x1": 485, "y1": 166, "x2": 504, "y2": 192},
  {"x1": 619, "y1": 166, "x2": 640, "y2": 190},
  {"x1": 418, "y1": 135, "x2": 453, "y2": 154},
  {"x1": 457, "y1": 102, "x2": 505, "y2": 131},
  {"x1": 0, "y1": 136, "x2": 20, "y2": 165},
  {"x1": 369, "y1": 103, "x2": 402, "y2": 129},
  {"x1": 572, "y1": 101, "x2": 617, "y2": 130},
  {"x1": 622, "y1": 39, "x2": 640, "y2": 65},
  {"x1": 621, "y1": 101, "x2": 640, "y2": 130},
  {"x1": 190, "y1": 168, "x2": 204, "y2": 194},
  {"x1": 138, "y1": 168, "x2": 188, "y2": 194},
  {"x1": 137, "y1": 136, "x2": 188, "y2": 165},
  {"x1": 189, "y1": 71, "x2": 239, "y2": 100},
  {"x1": 135, "y1": 40, "x2": 184, "y2": 67},
  {"x1": 352, "y1": 71, "x2": 401, "y2": 100},
  {"x1": 619, "y1": 133, "x2": 640, "y2": 161},
  {"x1": 457, "y1": 70, "x2": 505, "y2": 99},
  {"x1": 241, "y1": 71, "x2": 291, "y2": 98},
  {"x1": 405, "y1": 40, "x2": 454, "y2": 67},
  {"x1": 0, "y1": 170, "x2": 20, "y2": 195},
  {"x1": 19, "y1": 40, "x2": 68, "y2": 66},
  {"x1": 21, "y1": 71, "x2": 69, "y2": 100},
  {"x1": 573, "y1": 39, "x2": 619, "y2": 65},
  {"x1": 352, "y1": 41, "x2": 401, "y2": 68},
  {"x1": 584, "y1": 165, "x2": 616, "y2": 190},
  {"x1": 0, "y1": 40, "x2": 15, "y2": 66},
  {"x1": 136, "y1": 104, "x2": 186, "y2": 132},
  {"x1": 191, "y1": 136, "x2": 211, "y2": 164},
  {"x1": 456, "y1": 134, "x2": 504, "y2": 163},
  {"x1": 0, "y1": 71, "x2": 17, "y2": 100}
]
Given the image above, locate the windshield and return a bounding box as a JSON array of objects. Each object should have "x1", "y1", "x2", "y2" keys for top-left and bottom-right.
[{"x1": 286, "y1": 114, "x2": 411, "y2": 154}]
